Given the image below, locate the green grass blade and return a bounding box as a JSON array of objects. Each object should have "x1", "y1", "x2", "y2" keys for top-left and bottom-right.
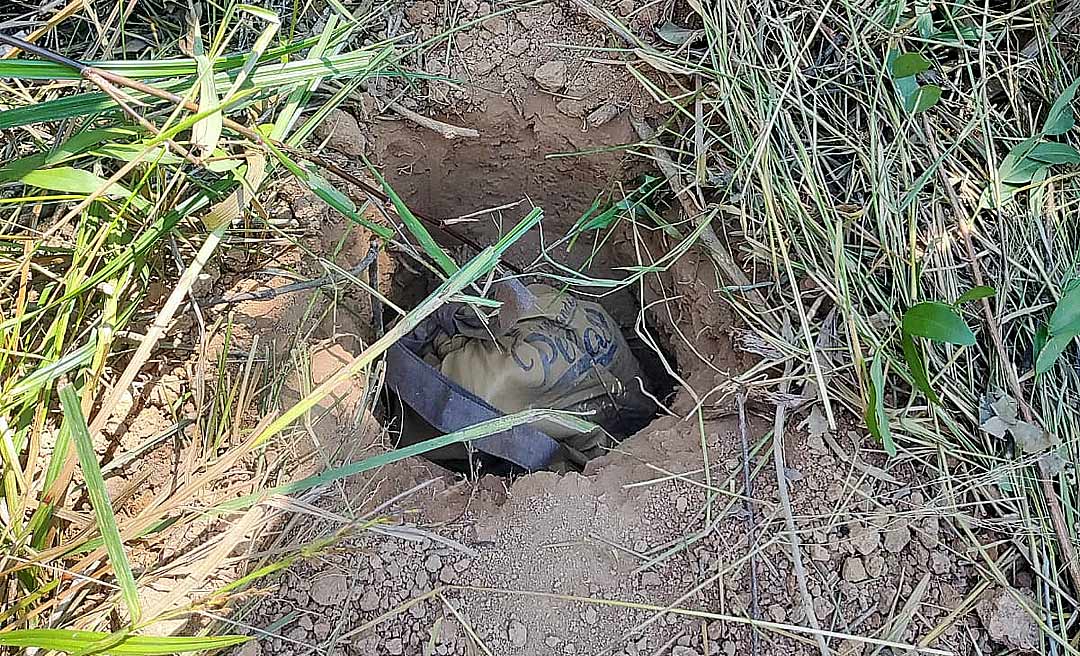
[
  {"x1": 0, "y1": 34, "x2": 336, "y2": 80},
  {"x1": 0, "y1": 50, "x2": 391, "y2": 130},
  {"x1": 216, "y1": 408, "x2": 592, "y2": 513},
  {"x1": 368, "y1": 163, "x2": 458, "y2": 276},
  {"x1": 59, "y1": 385, "x2": 142, "y2": 624},
  {"x1": 18, "y1": 167, "x2": 150, "y2": 211},
  {"x1": 0, "y1": 629, "x2": 248, "y2": 655}
]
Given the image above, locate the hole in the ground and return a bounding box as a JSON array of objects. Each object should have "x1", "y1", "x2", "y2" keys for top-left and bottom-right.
[{"x1": 373, "y1": 95, "x2": 680, "y2": 474}]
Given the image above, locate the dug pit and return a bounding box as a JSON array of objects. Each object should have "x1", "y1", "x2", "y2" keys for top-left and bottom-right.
[{"x1": 373, "y1": 93, "x2": 681, "y2": 472}]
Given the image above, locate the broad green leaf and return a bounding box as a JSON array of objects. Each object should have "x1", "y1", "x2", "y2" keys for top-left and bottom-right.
[
  {"x1": 0, "y1": 629, "x2": 248, "y2": 654},
  {"x1": 60, "y1": 385, "x2": 142, "y2": 624},
  {"x1": 1042, "y1": 78, "x2": 1080, "y2": 136},
  {"x1": 1033, "y1": 323, "x2": 1049, "y2": 365},
  {"x1": 910, "y1": 84, "x2": 942, "y2": 113},
  {"x1": 44, "y1": 127, "x2": 135, "y2": 165},
  {"x1": 998, "y1": 137, "x2": 1043, "y2": 184},
  {"x1": 981, "y1": 181, "x2": 1022, "y2": 208},
  {"x1": 929, "y1": 25, "x2": 984, "y2": 42},
  {"x1": 1049, "y1": 280, "x2": 1080, "y2": 335},
  {"x1": 901, "y1": 332, "x2": 940, "y2": 404},
  {"x1": 954, "y1": 285, "x2": 996, "y2": 304},
  {"x1": 891, "y1": 52, "x2": 930, "y2": 78},
  {"x1": 1035, "y1": 332, "x2": 1074, "y2": 374},
  {"x1": 903, "y1": 302, "x2": 976, "y2": 345},
  {"x1": 916, "y1": 3, "x2": 934, "y2": 38},
  {"x1": 1028, "y1": 141, "x2": 1080, "y2": 164},
  {"x1": 92, "y1": 143, "x2": 185, "y2": 166},
  {"x1": 19, "y1": 167, "x2": 149, "y2": 210},
  {"x1": 865, "y1": 352, "x2": 897, "y2": 457}
]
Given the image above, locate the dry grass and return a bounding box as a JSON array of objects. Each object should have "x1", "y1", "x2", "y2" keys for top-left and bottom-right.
[
  {"x1": 0, "y1": 2, "x2": 544, "y2": 652},
  {"x1": 610, "y1": 0, "x2": 1080, "y2": 649}
]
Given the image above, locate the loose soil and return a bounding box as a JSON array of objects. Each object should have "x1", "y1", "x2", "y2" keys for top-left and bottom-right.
[{"x1": 94, "y1": 1, "x2": 1035, "y2": 654}]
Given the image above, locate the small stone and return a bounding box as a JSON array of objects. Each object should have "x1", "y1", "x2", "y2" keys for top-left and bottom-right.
[
  {"x1": 563, "y1": 643, "x2": 577, "y2": 654},
  {"x1": 545, "y1": 636, "x2": 562, "y2": 648},
  {"x1": 810, "y1": 545, "x2": 830, "y2": 562},
  {"x1": 508, "y1": 39, "x2": 529, "y2": 56},
  {"x1": 508, "y1": 619, "x2": 528, "y2": 648},
  {"x1": 426, "y1": 554, "x2": 443, "y2": 573},
  {"x1": 768, "y1": 604, "x2": 787, "y2": 623},
  {"x1": 298, "y1": 615, "x2": 313, "y2": 630},
  {"x1": 359, "y1": 589, "x2": 380, "y2": 612},
  {"x1": 722, "y1": 641, "x2": 736, "y2": 656},
  {"x1": 633, "y1": 540, "x2": 648, "y2": 553},
  {"x1": 865, "y1": 555, "x2": 886, "y2": 578},
  {"x1": 671, "y1": 648, "x2": 700, "y2": 656},
  {"x1": 813, "y1": 596, "x2": 833, "y2": 620},
  {"x1": 586, "y1": 103, "x2": 622, "y2": 128},
  {"x1": 640, "y1": 571, "x2": 662, "y2": 586},
  {"x1": 584, "y1": 607, "x2": 598, "y2": 625},
  {"x1": 617, "y1": 0, "x2": 635, "y2": 15},
  {"x1": 675, "y1": 496, "x2": 689, "y2": 513},
  {"x1": 883, "y1": 523, "x2": 911, "y2": 553},
  {"x1": 534, "y1": 61, "x2": 568, "y2": 92},
  {"x1": 454, "y1": 558, "x2": 472, "y2": 572},
  {"x1": 313, "y1": 621, "x2": 331, "y2": 640},
  {"x1": 842, "y1": 557, "x2": 868, "y2": 583},
  {"x1": 414, "y1": 569, "x2": 431, "y2": 591},
  {"x1": 386, "y1": 638, "x2": 404, "y2": 655},
  {"x1": 482, "y1": 16, "x2": 507, "y2": 34},
  {"x1": 439, "y1": 567, "x2": 457, "y2": 584}
]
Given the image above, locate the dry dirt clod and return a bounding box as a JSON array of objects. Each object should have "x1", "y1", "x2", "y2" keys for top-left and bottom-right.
[
  {"x1": 640, "y1": 571, "x2": 662, "y2": 586},
  {"x1": 386, "y1": 637, "x2": 405, "y2": 655},
  {"x1": 235, "y1": 640, "x2": 261, "y2": 656},
  {"x1": 534, "y1": 60, "x2": 568, "y2": 92},
  {"x1": 977, "y1": 588, "x2": 1040, "y2": 653},
  {"x1": 313, "y1": 108, "x2": 366, "y2": 156},
  {"x1": 308, "y1": 573, "x2": 349, "y2": 606},
  {"x1": 359, "y1": 588, "x2": 380, "y2": 612},
  {"x1": 508, "y1": 619, "x2": 528, "y2": 648},
  {"x1": 849, "y1": 524, "x2": 880, "y2": 556}
]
